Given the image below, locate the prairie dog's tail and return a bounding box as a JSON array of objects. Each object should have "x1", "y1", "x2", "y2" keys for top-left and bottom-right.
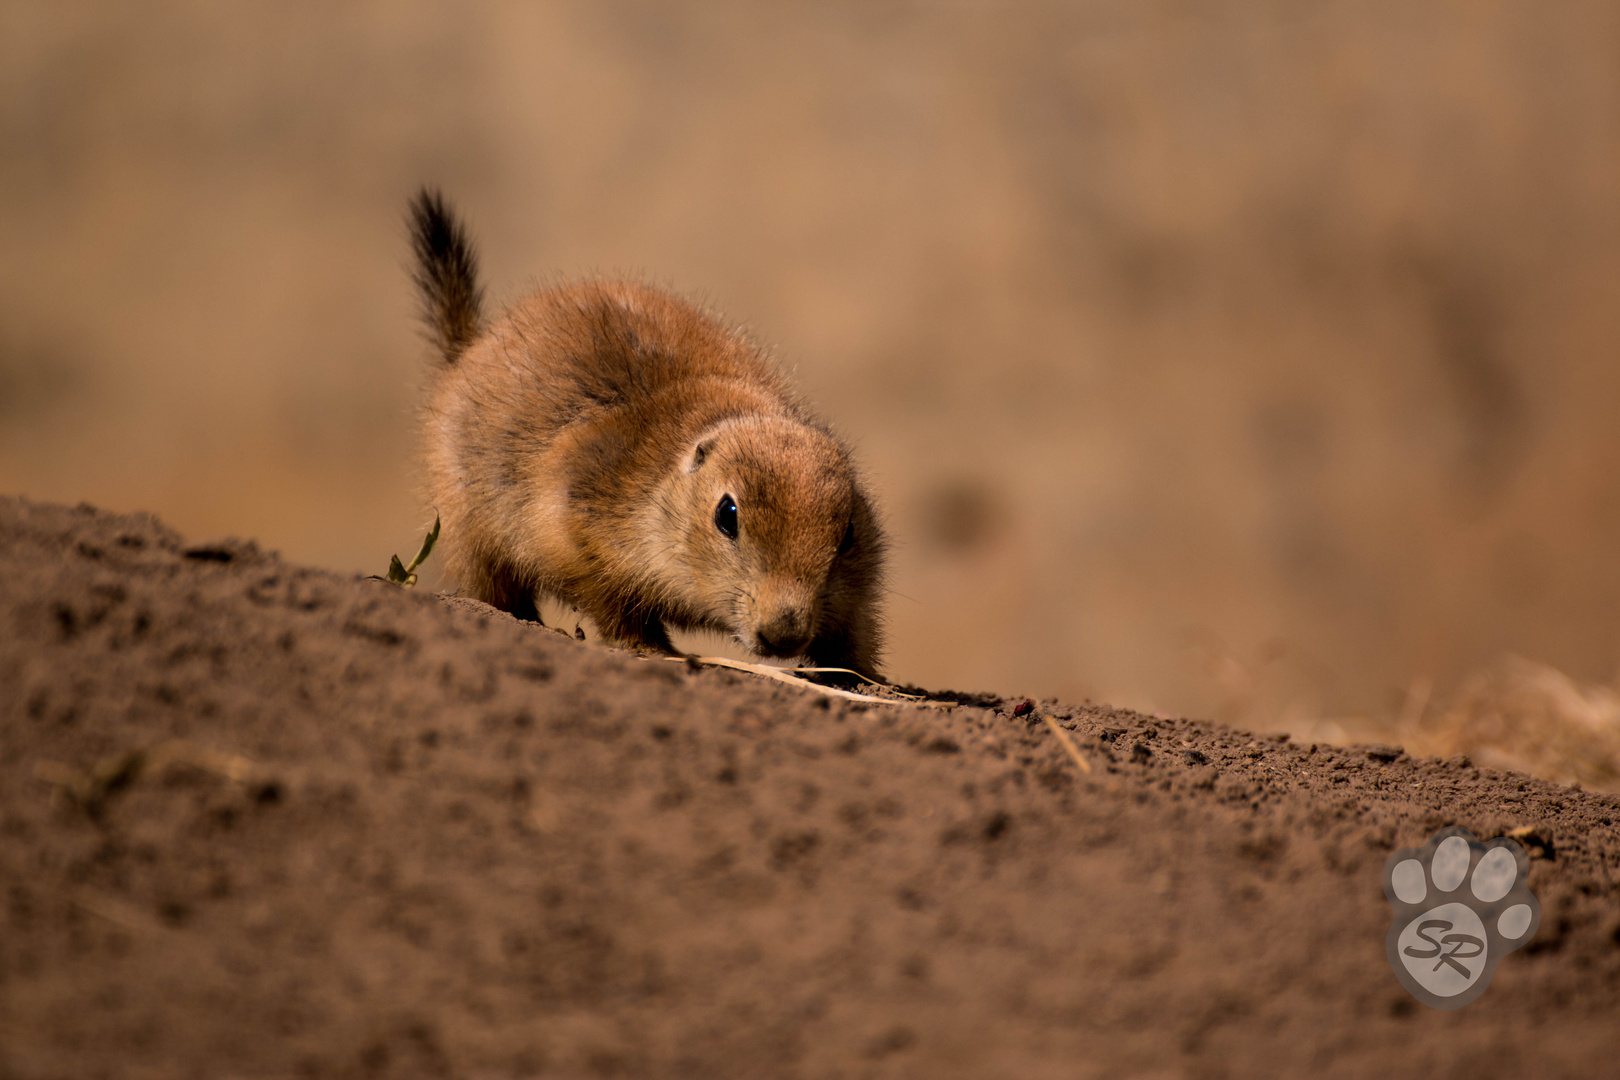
[{"x1": 408, "y1": 187, "x2": 484, "y2": 364}]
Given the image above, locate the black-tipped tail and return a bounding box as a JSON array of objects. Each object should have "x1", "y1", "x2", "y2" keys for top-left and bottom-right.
[{"x1": 408, "y1": 187, "x2": 484, "y2": 364}]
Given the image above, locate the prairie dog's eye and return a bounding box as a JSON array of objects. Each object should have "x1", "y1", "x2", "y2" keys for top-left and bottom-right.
[
  {"x1": 838, "y1": 518, "x2": 855, "y2": 555},
  {"x1": 714, "y1": 493, "x2": 738, "y2": 539}
]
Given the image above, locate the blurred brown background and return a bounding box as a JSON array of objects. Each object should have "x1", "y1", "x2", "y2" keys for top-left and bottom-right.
[{"x1": 5, "y1": 2, "x2": 1620, "y2": 766}]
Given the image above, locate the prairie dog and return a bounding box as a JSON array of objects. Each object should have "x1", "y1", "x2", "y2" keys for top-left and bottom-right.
[{"x1": 408, "y1": 189, "x2": 887, "y2": 679}]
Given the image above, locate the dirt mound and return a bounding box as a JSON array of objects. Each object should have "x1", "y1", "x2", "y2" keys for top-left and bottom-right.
[{"x1": 2, "y1": 496, "x2": 1618, "y2": 1079}]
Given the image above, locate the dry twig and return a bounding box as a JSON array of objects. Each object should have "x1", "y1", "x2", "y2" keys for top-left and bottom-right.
[
  {"x1": 668, "y1": 656, "x2": 944, "y2": 707},
  {"x1": 1039, "y1": 710, "x2": 1093, "y2": 773}
]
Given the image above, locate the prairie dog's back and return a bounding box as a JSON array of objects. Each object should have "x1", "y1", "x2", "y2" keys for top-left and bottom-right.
[{"x1": 424, "y1": 281, "x2": 804, "y2": 548}]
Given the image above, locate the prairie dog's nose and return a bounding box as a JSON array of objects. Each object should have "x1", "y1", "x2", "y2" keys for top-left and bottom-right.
[
  {"x1": 755, "y1": 607, "x2": 811, "y2": 658},
  {"x1": 753, "y1": 578, "x2": 815, "y2": 657}
]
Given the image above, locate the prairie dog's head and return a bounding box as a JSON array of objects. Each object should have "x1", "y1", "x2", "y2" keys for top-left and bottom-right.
[{"x1": 665, "y1": 415, "x2": 883, "y2": 662}]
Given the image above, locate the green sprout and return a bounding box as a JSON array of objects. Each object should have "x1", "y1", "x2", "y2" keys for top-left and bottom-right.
[{"x1": 385, "y1": 512, "x2": 440, "y2": 588}]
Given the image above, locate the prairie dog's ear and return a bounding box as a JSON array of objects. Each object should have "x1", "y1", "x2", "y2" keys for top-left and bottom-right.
[
  {"x1": 685, "y1": 438, "x2": 715, "y2": 473},
  {"x1": 683, "y1": 417, "x2": 744, "y2": 474}
]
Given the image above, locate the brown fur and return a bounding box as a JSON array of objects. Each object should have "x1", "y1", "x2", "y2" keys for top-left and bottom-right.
[{"x1": 409, "y1": 191, "x2": 887, "y2": 679}]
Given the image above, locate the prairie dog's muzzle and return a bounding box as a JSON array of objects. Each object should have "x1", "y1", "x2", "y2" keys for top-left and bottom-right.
[{"x1": 751, "y1": 580, "x2": 815, "y2": 658}]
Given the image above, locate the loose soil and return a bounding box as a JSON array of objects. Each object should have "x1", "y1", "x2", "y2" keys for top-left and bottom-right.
[{"x1": 2, "y1": 496, "x2": 1618, "y2": 1079}]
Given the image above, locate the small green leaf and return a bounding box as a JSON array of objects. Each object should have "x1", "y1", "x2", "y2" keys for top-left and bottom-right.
[
  {"x1": 386, "y1": 554, "x2": 410, "y2": 585},
  {"x1": 405, "y1": 512, "x2": 441, "y2": 574}
]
